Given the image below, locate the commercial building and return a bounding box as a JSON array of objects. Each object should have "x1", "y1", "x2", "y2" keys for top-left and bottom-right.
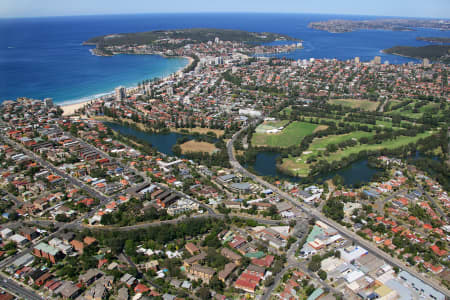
[
  {"x1": 44, "y1": 98, "x2": 53, "y2": 108},
  {"x1": 33, "y1": 242, "x2": 63, "y2": 264},
  {"x1": 115, "y1": 86, "x2": 126, "y2": 101}
]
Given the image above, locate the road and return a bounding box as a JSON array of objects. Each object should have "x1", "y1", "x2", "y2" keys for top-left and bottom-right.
[
  {"x1": 261, "y1": 231, "x2": 303, "y2": 300},
  {"x1": 376, "y1": 189, "x2": 405, "y2": 214},
  {"x1": 378, "y1": 98, "x2": 389, "y2": 113},
  {"x1": 0, "y1": 134, "x2": 111, "y2": 211},
  {"x1": 0, "y1": 273, "x2": 43, "y2": 300},
  {"x1": 4, "y1": 191, "x2": 23, "y2": 207},
  {"x1": 418, "y1": 186, "x2": 448, "y2": 223},
  {"x1": 80, "y1": 213, "x2": 284, "y2": 231},
  {"x1": 227, "y1": 123, "x2": 450, "y2": 297}
]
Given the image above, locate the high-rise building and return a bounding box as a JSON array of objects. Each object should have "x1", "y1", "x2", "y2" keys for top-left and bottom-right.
[
  {"x1": 167, "y1": 86, "x2": 173, "y2": 97},
  {"x1": 373, "y1": 56, "x2": 381, "y2": 65},
  {"x1": 354, "y1": 57, "x2": 360, "y2": 64},
  {"x1": 115, "y1": 86, "x2": 126, "y2": 101},
  {"x1": 145, "y1": 85, "x2": 152, "y2": 95},
  {"x1": 215, "y1": 57, "x2": 223, "y2": 65},
  {"x1": 44, "y1": 98, "x2": 53, "y2": 108},
  {"x1": 422, "y1": 58, "x2": 431, "y2": 67}
]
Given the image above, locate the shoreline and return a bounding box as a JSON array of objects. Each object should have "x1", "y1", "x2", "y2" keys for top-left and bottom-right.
[
  {"x1": 380, "y1": 49, "x2": 422, "y2": 62},
  {"x1": 61, "y1": 54, "x2": 193, "y2": 116}
]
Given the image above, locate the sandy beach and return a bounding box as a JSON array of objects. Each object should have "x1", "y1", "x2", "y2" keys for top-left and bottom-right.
[
  {"x1": 62, "y1": 101, "x2": 91, "y2": 116},
  {"x1": 61, "y1": 55, "x2": 194, "y2": 116}
]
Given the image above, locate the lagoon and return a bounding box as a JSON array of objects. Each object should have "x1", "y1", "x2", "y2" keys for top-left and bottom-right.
[
  {"x1": 105, "y1": 122, "x2": 192, "y2": 156},
  {"x1": 249, "y1": 151, "x2": 381, "y2": 186},
  {"x1": 106, "y1": 121, "x2": 383, "y2": 186}
]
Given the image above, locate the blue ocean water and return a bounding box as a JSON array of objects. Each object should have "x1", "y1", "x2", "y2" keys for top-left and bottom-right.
[{"x1": 1, "y1": 13, "x2": 449, "y2": 104}]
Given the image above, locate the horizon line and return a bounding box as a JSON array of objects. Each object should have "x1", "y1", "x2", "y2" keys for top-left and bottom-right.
[{"x1": 0, "y1": 11, "x2": 449, "y2": 21}]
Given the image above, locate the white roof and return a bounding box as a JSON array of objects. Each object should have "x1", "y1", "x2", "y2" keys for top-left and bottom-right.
[
  {"x1": 9, "y1": 234, "x2": 27, "y2": 243},
  {"x1": 1, "y1": 228, "x2": 13, "y2": 234},
  {"x1": 345, "y1": 270, "x2": 364, "y2": 283},
  {"x1": 340, "y1": 246, "x2": 368, "y2": 262},
  {"x1": 321, "y1": 257, "x2": 344, "y2": 272},
  {"x1": 324, "y1": 234, "x2": 342, "y2": 245},
  {"x1": 269, "y1": 226, "x2": 290, "y2": 237}
]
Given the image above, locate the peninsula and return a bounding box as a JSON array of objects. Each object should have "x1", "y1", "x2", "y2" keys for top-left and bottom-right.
[
  {"x1": 416, "y1": 36, "x2": 450, "y2": 44},
  {"x1": 84, "y1": 28, "x2": 301, "y2": 56},
  {"x1": 1, "y1": 24, "x2": 449, "y2": 300},
  {"x1": 383, "y1": 45, "x2": 450, "y2": 63},
  {"x1": 308, "y1": 18, "x2": 450, "y2": 33}
]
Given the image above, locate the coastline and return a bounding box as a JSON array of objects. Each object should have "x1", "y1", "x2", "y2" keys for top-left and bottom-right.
[
  {"x1": 60, "y1": 55, "x2": 193, "y2": 116},
  {"x1": 380, "y1": 49, "x2": 421, "y2": 61},
  {"x1": 62, "y1": 101, "x2": 92, "y2": 116}
]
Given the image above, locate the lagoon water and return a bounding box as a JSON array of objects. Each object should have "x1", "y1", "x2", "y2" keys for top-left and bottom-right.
[
  {"x1": 1, "y1": 13, "x2": 449, "y2": 104},
  {"x1": 250, "y1": 151, "x2": 381, "y2": 186},
  {"x1": 106, "y1": 122, "x2": 381, "y2": 186},
  {"x1": 104, "y1": 122, "x2": 190, "y2": 156}
]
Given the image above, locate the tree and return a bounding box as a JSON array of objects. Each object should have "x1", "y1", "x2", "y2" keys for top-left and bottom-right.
[
  {"x1": 332, "y1": 174, "x2": 344, "y2": 186},
  {"x1": 124, "y1": 240, "x2": 136, "y2": 257},
  {"x1": 209, "y1": 276, "x2": 225, "y2": 292},
  {"x1": 308, "y1": 255, "x2": 322, "y2": 272},
  {"x1": 268, "y1": 204, "x2": 278, "y2": 216},
  {"x1": 264, "y1": 275, "x2": 274, "y2": 287},
  {"x1": 55, "y1": 214, "x2": 70, "y2": 222},
  {"x1": 322, "y1": 198, "x2": 344, "y2": 222},
  {"x1": 318, "y1": 269, "x2": 327, "y2": 280},
  {"x1": 196, "y1": 287, "x2": 211, "y2": 300}
]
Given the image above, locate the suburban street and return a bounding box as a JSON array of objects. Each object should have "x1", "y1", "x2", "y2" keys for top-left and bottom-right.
[
  {"x1": 227, "y1": 122, "x2": 450, "y2": 297},
  {"x1": 418, "y1": 186, "x2": 449, "y2": 223},
  {"x1": 0, "y1": 273, "x2": 44, "y2": 300}
]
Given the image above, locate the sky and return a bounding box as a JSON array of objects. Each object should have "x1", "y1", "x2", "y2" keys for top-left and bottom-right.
[{"x1": 1, "y1": 0, "x2": 449, "y2": 19}]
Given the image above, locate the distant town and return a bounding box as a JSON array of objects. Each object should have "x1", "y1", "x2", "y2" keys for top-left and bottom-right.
[
  {"x1": 308, "y1": 18, "x2": 450, "y2": 33},
  {"x1": 0, "y1": 28, "x2": 449, "y2": 300}
]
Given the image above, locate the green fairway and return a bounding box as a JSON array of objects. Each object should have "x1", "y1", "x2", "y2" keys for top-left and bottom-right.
[
  {"x1": 281, "y1": 131, "x2": 433, "y2": 176},
  {"x1": 252, "y1": 121, "x2": 319, "y2": 147},
  {"x1": 308, "y1": 131, "x2": 374, "y2": 152},
  {"x1": 328, "y1": 98, "x2": 379, "y2": 111},
  {"x1": 387, "y1": 99, "x2": 443, "y2": 119}
]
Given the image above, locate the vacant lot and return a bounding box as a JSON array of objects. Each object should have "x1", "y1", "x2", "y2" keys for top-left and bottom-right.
[
  {"x1": 252, "y1": 121, "x2": 319, "y2": 147},
  {"x1": 172, "y1": 127, "x2": 225, "y2": 137},
  {"x1": 329, "y1": 99, "x2": 379, "y2": 111},
  {"x1": 180, "y1": 140, "x2": 218, "y2": 154}
]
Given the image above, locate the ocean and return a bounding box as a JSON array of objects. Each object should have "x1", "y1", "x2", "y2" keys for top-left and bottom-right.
[{"x1": 0, "y1": 13, "x2": 449, "y2": 104}]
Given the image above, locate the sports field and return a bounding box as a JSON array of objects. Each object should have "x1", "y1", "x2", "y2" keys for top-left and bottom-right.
[
  {"x1": 254, "y1": 120, "x2": 289, "y2": 133},
  {"x1": 252, "y1": 121, "x2": 320, "y2": 147},
  {"x1": 328, "y1": 98, "x2": 379, "y2": 111}
]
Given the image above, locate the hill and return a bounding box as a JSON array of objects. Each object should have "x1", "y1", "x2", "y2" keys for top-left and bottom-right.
[
  {"x1": 383, "y1": 45, "x2": 450, "y2": 63},
  {"x1": 84, "y1": 28, "x2": 298, "y2": 48},
  {"x1": 416, "y1": 37, "x2": 450, "y2": 44}
]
